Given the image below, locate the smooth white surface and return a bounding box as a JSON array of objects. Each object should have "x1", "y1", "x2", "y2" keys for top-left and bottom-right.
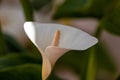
[{"x1": 24, "y1": 22, "x2": 98, "y2": 51}]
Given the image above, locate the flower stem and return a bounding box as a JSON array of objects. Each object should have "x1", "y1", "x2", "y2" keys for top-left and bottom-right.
[
  {"x1": 86, "y1": 47, "x2": 96, "y2": 80},
  {"x1": 83, "y1": 26, "x2": 102, "y2": 80},
  {"x1": 20, "y1": 0, "x2": 34, "y2": 21},
  {"x1": 0, "y1": 22, "x2": 7, "y2": 56}
]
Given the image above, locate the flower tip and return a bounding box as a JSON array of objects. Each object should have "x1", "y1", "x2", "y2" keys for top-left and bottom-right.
[{"x1": 24, "y1": 22, "x2": 36, "y2": 45}]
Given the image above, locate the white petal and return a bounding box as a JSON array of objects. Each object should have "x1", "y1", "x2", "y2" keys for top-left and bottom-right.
[
  {"x1": 42, "y1": 46, "x2": 69, "y2": 80},
  {"x1": 24, "y1": 23, "x2": 36, "y2": 45},
  {"x1": 45, "y1": 46, "x2": 69, "y2": 67},
  {"x1": 24, "y1": 22, "x2": 98, "y2": 51},
  {"x1": 41, "y1": 52, "x2": 51, "y2": 80},
  {"x1": 24, "y1": 22, "x2": 98, "y2": 80}
]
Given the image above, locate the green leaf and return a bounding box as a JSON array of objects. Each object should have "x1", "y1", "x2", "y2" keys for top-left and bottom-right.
[
  {"x1": 53, "y1": 0, "x2": 88, "y2": 19},
  {"x1": 0, "y1": 63, "x2": 60, "y2": 80},
  {"x1": 0, "y1": 54, "x2": 60, "y2": 80},
  {"x1": 0, "y1": 54, "x2": 43, "y2": 80},
  {"x1": 96, "y1": 44, "x2": 117, "y2": 74},
  {"x1": 53, "y1": 0, "x2": 114, "y2": 19},
  {"x1": 0, "y1": 64, "x2": 42, "y2": 80},
  {"x1": 99, "y1": 1, "x2": 120, "y2": 35},
  {"x1": 0, "y1": 53, "x2": 42, "y2": 69},
  {"x1": 3, "y1": 33, "x2": 42, "y2": 58},
  {"x1": 3, "y1": 34, "x2": 26, "y2": 53},
  {"x1": 84, "y1": 0, "x2": 114, "y2": 18}
]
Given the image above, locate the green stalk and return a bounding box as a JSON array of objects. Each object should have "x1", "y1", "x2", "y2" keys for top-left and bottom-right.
[
  {"x1": 82, "y1": 26, "x2": 102, "y2": 80},
  {"x1": 81, "y1": 47, "x2": 96, "y2": 80},
  {"x1": 84, "y1": 47, "x2": 96, "y2": 80},
  {"x1": 0, "y1": 22, "x2": 7, "y2": 56},
  {"x1": 20, "y1": 0, "x2": 34, "y2": 21}
]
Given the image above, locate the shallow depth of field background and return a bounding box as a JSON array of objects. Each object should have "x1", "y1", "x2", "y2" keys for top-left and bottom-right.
[{"x1": 0, "y1": 0, "x2": 120, "y2": 80}]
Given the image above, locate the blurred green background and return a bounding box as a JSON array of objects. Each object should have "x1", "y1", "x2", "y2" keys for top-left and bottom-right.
[{"x1": 0, "y1": 0, "x2": 120, "y2": 80}]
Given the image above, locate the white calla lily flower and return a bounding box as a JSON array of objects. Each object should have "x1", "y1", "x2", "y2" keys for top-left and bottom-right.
[{"x1": 24, "y1": 22, "x2": 98, "y2": 80}]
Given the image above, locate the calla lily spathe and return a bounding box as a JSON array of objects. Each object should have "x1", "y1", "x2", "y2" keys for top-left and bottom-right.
[{"x1": 24, "y1": 22, "x2": 98, "y2": 80}]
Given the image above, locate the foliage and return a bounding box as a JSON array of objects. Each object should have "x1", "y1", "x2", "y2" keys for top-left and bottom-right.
[
  {"x1": 56, "y1": 43, "x2": 116, "y2": 80},
  {"x1": 0, "y1": 0, "x2": 120, "y2": 80},
  {"x1": 53, "y1": 0, "x2": 114, "y2": 19},
  {"x1": 100, "y1": 1, "x2": 120, "y2": 35}
]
